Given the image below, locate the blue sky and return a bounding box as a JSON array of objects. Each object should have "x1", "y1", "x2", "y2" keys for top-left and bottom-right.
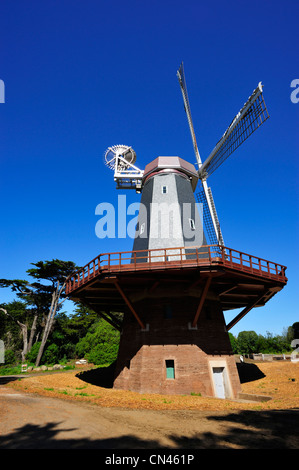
[{"x1": 0, "y1": 0, "x2": 298, "y2": 338}]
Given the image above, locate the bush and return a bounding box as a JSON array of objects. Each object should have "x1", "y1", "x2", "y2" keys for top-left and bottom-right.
[
  {"x1": 4, "y1": 349, "x2": 16, "y2": 365},
  {"x1": 43, "y1": 343, "x2": 59, "y2": 364},
  {"x1": 86, "y1": 342, "x2": 118, "y2": 365},
  {"x1": 25, "y1": 342, "x2": 41, "y2": 363},
  {"x1": 75, "y1": 319, "x2": 120, "y2": 365}
]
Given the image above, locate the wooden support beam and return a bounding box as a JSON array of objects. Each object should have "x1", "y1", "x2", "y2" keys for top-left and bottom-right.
[
  {"x1": 192, "y1": 276, "x2": 212, "y2": 328},
  {"x1": 79, "y1": 300, "x2": 122, "y2": 332},
  {"x1": 114, "y1": 280, "x2": 145, "y2": 329},
  {"x1": 226, "y1": 291, "x2": 268, "y2": 331},
  {"x1": 148, "y1": 280, "x2": 160, "y2": 293},
  {"x1": 219, "y1": 286, "x2": 238, "y2": 296},
  {"x1": 104, "y1": 310, "x2": 123, "y2": 330}
]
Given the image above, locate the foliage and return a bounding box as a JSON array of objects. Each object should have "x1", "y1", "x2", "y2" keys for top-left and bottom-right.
[
  {"x1": 229, "y1": 325, "x2": 296, "y2": 354},
  {"x1": 4, "y1": 349, "x2": 16, "y2": 365},
  {"x1": 25, "y1": 342, "x2": 42, "y2": 363},
  {"x1": 237, "y1": 331, "x2": 259, "y2": 354},
  {"x1": 228, "y1": 333, "x2": 238, "y2": 353},
  {"x1": 42, "y1": 343, "x2": 60, "y2": 364},
  {"x1": 0, "y1": 259, "x2": 78, "y2": 366},
  {"x1": 0, "y1": 301, "x2": 31, "y2": 352},
  {"x1": 75, "y1": 319, "x2": 120, "y2": 365},
  {"x1": 25, "y1": 341, "x2": 65, "y2": 365},
  {"x1": 0, "y1": 365, "x2": 23, "y2": 375}
]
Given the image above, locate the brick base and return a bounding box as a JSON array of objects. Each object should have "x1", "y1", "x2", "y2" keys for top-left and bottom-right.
[{"x1": 113, "y1": 297, "x2": 242, "y2": 398}]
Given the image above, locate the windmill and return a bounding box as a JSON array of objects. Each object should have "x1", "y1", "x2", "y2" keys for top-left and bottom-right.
[
  {"x1": 177, "y1": 62, "x2": 269, "y2": 247},
  {"x1": 66, "y1": 64, "x2": 286, "y2": 399},
  {"x1": 104, "y1": 63, "x2": 269, "y2": 254}
]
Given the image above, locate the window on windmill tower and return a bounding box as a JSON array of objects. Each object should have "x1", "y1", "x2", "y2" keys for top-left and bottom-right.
[
  {"x1": 162, "y1": 185, "x2": 168, "y2": 194},
  {"x1": 140, "y1": 223, "x2": 145, "y2": 235},
  {"x1": 165, "y1": 360, "x2": 175, "y2": 379},
  {"x1": 189, "y1": 218, "x2": 195, "y2": 230}
]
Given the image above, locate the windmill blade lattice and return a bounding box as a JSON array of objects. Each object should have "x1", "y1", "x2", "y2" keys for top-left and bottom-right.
[
  {"x1": 199, "y1": 84, "x2": 269, "y2": 179},
  {"x1": 196, "y1": 186, "x2": 224, "y2": 248}
]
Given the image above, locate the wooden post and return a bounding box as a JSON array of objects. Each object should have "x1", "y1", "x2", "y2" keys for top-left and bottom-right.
[
  {"x1": 192, "y1": 275, "x2": 212, "y2": 328},
  {"x1": 114, "y1": 280, "x2": 145, "y2": 329},
  {"x1": 226, "y1": 291, "x2": 268, "y2": 331}
]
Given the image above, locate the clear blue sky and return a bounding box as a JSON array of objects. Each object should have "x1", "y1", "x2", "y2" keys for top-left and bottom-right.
[{"x1": 0, "y1": 0, "x2": 298, "y2": 338}]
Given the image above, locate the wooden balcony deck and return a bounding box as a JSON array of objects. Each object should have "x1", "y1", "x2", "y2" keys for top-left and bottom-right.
[{"x1": 66, "y1": 245, "x2": 287, "y2": 295}]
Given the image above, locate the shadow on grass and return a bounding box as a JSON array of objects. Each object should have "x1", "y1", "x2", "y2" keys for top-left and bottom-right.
[
  {"x1": 76, "y1": 362, "x2": 116, "y2": 388},
  {"x1": 0, "y1": 376, "x2": 22, "y2": 385},
  {"x1": 236, "y1": 362, "x2": 266, "y2": 384}
]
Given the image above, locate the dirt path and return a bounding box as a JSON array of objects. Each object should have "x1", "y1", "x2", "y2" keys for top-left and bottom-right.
[{"x1": 0, "y1": 381, "x2": 298, "y2": 449}]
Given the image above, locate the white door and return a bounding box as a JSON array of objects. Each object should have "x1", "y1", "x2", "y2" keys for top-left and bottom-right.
[{"x1": 213, "y1": 367, "x2": 225, "y2": 399}]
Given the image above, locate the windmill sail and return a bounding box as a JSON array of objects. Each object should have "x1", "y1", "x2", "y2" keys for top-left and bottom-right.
[
  {"x1": 197, "y1": 185, "x2": 224, "y2": 247},
  {"x1": 177, "y1": 63, "x2": 269, "y2": 249},
  {"x1": 177, "y1": 62, "x2": 225, "y2": 246},
  {"x1": 177, "y1": 62, "x2": 202, "y2": 169},
  {"x1": 199, "y1": 83, "x2": 269, "y2": 179}
]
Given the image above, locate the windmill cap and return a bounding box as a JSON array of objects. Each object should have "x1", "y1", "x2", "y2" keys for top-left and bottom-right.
[{"x1": 143, "y1": 156, "x2": 198, "y2": 191}]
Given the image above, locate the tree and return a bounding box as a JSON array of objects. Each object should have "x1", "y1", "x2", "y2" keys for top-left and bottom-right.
[
  {"x1": 0, "y1": 259, "x2": 78, "y2": 366},
  {"x1": 26, "y1": 259, "x2": 77, "y2": 366},
  {"x1": 0, "y1": 306, "x2": 28, "y2": 362},
  {"x1": 0, "y1": 300, "x2": 38, "y2": 362},
  {"x1": 237, "y1": 330, "x2": 259, "y2": 354},
  {"x1": 0, "y1": 279, "x2": 47, "y2": 360},
  {"x1": 67, "y1": 303, "x2": 99, "y2": 340},
  {"x1": 228, "y1": 332, "x2": 238, "y2": 353}
]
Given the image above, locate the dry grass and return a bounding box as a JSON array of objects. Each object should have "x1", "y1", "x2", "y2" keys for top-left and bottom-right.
[{"x1": 8, "y1": 361, "x2": 299, "y2": 411}]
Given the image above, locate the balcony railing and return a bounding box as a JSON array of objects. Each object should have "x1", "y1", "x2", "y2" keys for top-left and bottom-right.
[{"x1": 65, "y1": 245, "x2": 287, "y2": 295}]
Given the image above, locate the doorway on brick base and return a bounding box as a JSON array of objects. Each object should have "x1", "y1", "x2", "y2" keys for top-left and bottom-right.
[{"x1": 209, "y1": 360, "x2": 233, "y2": 399}]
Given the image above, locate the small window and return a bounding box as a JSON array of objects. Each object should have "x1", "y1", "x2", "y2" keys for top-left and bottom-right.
[
  {"x1": 189, "y1": 218, "x2": 195, "y2": 230},
  {"x1": 162, "y1": 185, "x2": 168, "y2": 194},
  {"x1": 164, "y1": 305, "x2": 173, "y2": 319},
  {"x1": 140, "y1": 223, "x2": 145, "y2": 235},
  {"x1": 165, "y1": 359, "x2": 175, "y2": 379}
]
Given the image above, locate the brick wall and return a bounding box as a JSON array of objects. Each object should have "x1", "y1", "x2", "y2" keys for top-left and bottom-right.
[{"x1": 113, "y1": 296, "x2": 242, "y2": 398}]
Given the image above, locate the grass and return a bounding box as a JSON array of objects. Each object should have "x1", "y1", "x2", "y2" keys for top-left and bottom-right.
[
  {"x1": 0, "y1": 365, "x2": 23, "y2": 375},
  {"x1": 5, "y1": 361, "x2": 299, "y2": 412},
  {"x1": 0, "y1": 362, "x2": 75, "y2": 376}
]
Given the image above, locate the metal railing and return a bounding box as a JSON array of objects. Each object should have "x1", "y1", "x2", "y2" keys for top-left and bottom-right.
[{"x1": 65, "y1": 245, "x2": 287, "y2": 295}]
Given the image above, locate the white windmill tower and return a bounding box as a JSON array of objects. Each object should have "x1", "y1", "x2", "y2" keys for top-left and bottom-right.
[{"x1": 104, "y1": 63, "x2": 269, "y2": 259}]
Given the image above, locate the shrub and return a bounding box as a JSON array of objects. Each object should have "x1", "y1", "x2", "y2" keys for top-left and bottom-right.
[
  {"x1": 75, "y1": 319, "x2": 120, "y2": 365},
  {"x1": 25, "y1": 342, "x2": 41, "y2": 363},
  {"x1": 43, "y1": 343, "x2": 59, "y2": 364},
  {"x1": 4, "y1": 349, "x2": 16, "y2": 365}
]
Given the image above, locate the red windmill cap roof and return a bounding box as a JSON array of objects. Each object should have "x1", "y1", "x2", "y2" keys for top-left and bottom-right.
[{"x1": 143, "y1": 156, "x2": 199, "y2": 190}]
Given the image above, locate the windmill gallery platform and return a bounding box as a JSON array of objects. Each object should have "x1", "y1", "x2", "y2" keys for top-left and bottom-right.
[{"x1": 65, "y1": 245, "x2": 287, "y2": 398}]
